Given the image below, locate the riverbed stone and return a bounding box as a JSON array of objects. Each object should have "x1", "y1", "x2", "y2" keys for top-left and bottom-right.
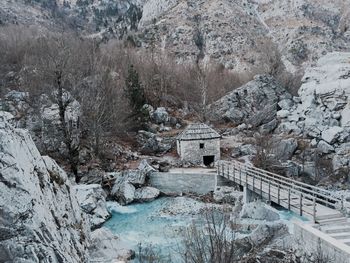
[
  {"x1": 240, "y1": 201, "x2": 280, "y2": 221},
  {"x1": 134, "y1": 186, "x2": 160, "y2": 202}
]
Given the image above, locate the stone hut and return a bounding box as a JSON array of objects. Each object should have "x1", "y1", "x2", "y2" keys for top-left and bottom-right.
[{"x1": 176, "y1": 123, "x2": 221, "y2": 166}]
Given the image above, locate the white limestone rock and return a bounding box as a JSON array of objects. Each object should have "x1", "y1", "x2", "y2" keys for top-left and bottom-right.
[
  {"x1": 89, "y1": 228, "x2": 135, "y2": 263},
  {"x1": 278, "y1": 99, "x2": 294, "y2": 110},
  {"x1": 111, "y1": 181, "x2": 136, "y2": 205},
  {"x1": 317, "y1": 140, "x2": 335, "y2": 154},
  {"x1": 134, "y1": 186, "x2": 160, "y2": 202},
  {"x1": 138, "y1": 159, "x2": 157, "y2": 175},
  {"x1": 321, "y1": 126, "x2": 344, "y2": 144},
  {"x1": 209, "y1": 75, "x2": 289, "y2": 126},
  {"x1": 151, "y1": 107, "x2": 169, "y2": 124},
  {"x1": 0, "y1": 114, "x2": 90, "y2": 262},
  {"x1": 73, "y1": 184, "x2": 111, "y2": 229},
  {"x1": 273, "y1": 138, "x2": 298, "y2": 161},
  {"x1": 240, "y1": 201, "x2": 280, "y2": 221},
  {"x1": 213, "y1": 186, "x2": 243, "y2": 205},
  {"x1": 277, "y1": 110, "x2": 290, "y2": 118}
]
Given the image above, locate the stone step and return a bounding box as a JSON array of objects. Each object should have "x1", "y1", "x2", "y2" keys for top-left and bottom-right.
[
  {"x1": 317, "y1": 217, "x2": 348, "y2": 225},
  {"x1": 316, "y1": 212, "x2": 344, "y2": 221},
  {"x1": 322, "y1": 224, "x2": 350, "y2": 234},
  {"x1": 329, "y1": 232, "x2": 350, "y2": 240}
]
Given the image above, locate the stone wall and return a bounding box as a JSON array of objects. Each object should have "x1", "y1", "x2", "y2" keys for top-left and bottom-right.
[
  {"x1": 293, "y1": 221, "x2": 350, "y2": 263},
  {"x1": 149, "y1": 172, "x2": 216, "y2": 195},
  {"x1": 177, "y1": 138, "x2": 220, "y2": 165}
]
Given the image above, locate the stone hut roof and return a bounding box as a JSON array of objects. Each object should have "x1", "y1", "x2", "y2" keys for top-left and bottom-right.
[{"x1": 177, "y1": 123, "x2": 221, "y2": 141}]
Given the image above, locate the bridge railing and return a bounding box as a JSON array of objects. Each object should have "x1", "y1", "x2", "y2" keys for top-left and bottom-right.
[{"x1": 217, "y1": 160, "x2": 348, "y2": 220}]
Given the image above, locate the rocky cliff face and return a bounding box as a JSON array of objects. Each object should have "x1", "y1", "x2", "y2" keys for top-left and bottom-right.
[
  {"x1": 216, "y1": 52, "x2": 350, "y2": 182},
  {"x1": 277, "y1": 52, "x2": 350, "y2": 177},
  {"x1": 0, "y1": 113, "x2": 90, "y2": 262},
  {"x1": 2, "y1": 0, "x2": 349, "y2": 73},
  {"x1": 136, "y1": 0, "x2": 350, "y2": 72},
  {"x1": 209, "y1": 75, "x2": 290, "y2": 128}
]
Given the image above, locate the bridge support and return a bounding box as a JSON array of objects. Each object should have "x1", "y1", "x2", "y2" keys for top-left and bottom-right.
[{"x1": 243, "y1": 185, "x2": 261, "y2": 203}]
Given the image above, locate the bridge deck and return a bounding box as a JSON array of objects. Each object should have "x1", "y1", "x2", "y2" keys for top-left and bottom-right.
[{"x1": 217, "y1": 160, "x2": 348, "y2": 222}]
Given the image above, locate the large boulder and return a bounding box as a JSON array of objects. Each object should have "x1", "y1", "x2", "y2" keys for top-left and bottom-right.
[
  {"x1": 137, "y1": 130, "x2": 173, "y2": 154},
  {"x1": 89, "y1": 228, "x2": 135, "y2": 262},
  {"x1": 151, "y1": 107, "x2": 169, "y2": 124},
  {"x1": 240, "y1": 201, "x2": 280, "y2": 221},
  {"x1": 273, "y1": 138, "x2": 298, "y2": 161},
  {"x1": 73, "y1": 184, "x2": 111, "y2": 229},
  {"x1": 213, "y1": 186, "x2": 243, "y2": 205},
  {"x1": 111, "y1": 181, "x2": 136, "y2": 205},
  {"x1": 134, "y1": 186, "x2": 160, "y2": 202},
  {"x1": 249, "y1": 223, "x2": 289, "y2": 246},
  {"x1": 208, "y1": 75, "x2": 290, "y2": 127},
  {"x1": 0, "y1": 114, "x2": 90, "y2": 262}
]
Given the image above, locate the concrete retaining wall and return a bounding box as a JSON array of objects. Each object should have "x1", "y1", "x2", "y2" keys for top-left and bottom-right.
[
  {"x1": 293, "y1": 221, "x2": 350, "y2": 263},
  {"x1": 149, "y1": 172, "x2": 216, "y2": 195}
]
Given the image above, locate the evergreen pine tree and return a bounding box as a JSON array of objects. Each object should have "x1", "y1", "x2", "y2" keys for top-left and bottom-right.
[{"x1": 125, "y1": 64, "x2": 146, "y2": 115}]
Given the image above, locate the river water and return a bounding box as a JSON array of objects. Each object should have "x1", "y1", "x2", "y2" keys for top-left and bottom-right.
[{"x1": 103, "y1": 197, "x2": 308, "y2": 262}]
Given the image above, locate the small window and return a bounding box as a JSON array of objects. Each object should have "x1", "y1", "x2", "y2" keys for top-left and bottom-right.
[{"x1": 200, "y1": 143, "x2": 204, "y2": 149}]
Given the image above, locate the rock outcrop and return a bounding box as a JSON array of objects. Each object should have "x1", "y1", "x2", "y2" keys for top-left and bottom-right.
[
  {"x1": 0, "y1": 90, "x2": 80, "y2": 156},
  {"x1": 73, "y1": 184, "x2": 111, "y2": 229},
  {"x1": 110, "y1": 160, "x2": 160, "y2": 205},
  {"x1": 277, "y1": 52, "x2": 350, "y2": 178},
  {"x1": 0, "y1": 113, "x2": 90, "y2": 262},
  {"x1": 209, "y1": 75, "x2": 290, "y2": 127}
]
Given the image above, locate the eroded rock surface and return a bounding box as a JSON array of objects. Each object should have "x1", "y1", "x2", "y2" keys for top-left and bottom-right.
[{"x1": 0, "y1": 113, "x2": 90, "y2": 262}]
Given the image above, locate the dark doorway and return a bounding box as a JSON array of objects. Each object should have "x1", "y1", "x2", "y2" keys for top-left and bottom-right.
[{"x1": 203, "y1": 155, "x2": 215, "y2": 166}]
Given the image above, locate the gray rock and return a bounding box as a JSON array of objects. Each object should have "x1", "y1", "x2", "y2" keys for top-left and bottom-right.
[
  {"x1": 123, "y1": 170, "x2": 147, "y2": 186},
  {"x1": 0, "y1": 117, "x2": 90, "y2": 262},
  {"x1": 73, "y1": 184, "x2": 111, "y2": 229},
  {"x1": 278, "y1": 99, "x2": 294, "y2": 110},
  {"x1": 111, "y1": 181, "x2": 136, "y2": 205},
  {"x1": 249, "y1": 223, "x2": 288, "y2": 246},
  {"x1": 137, "y1": 130, "x2": 173, "y2": 154},
  {"x1": 240, "y1": 144, "x2": 257, "y2": 156},
  {"x1": 138, "y1": 159, "x2": 157, "y2": 175},
  {"x1": 273, "y1": 138, "x2": 298, "y2": 161},
  {"x1": 89, "y1": 228, "x2": 135, "y2": 262},
  {"x1": 317, "y1": 140, "x2": 335, "y2": 154},
  {"x1": 277, "y1": 110, "x2": 290, "y2": 118},
  {"x1": 213, "y1": 186, "x2": 243, "y2": 205},
  {"x1": 240, "y1": 201, "x2": 280, "y2": 221},
  {"x1": 152, "y1": 107, "x2": 169, "y2": 124},
  {"x1": 321, "y1": 126, "x2": 343, "y2": 144},
  {"x1": 142, "y1": 104, "x2": 154, "y2": 117},
  {"x1": 134, "y1": 186, "x2": 160, "y2": 202},
  {"x1": 209, "y1": 75, "x2": 289, "y2": 126},
  {"x1": 259, "y1": 119, "x2": 278, "y2": 134}
]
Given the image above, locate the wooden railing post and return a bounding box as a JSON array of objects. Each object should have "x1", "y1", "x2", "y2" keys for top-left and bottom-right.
[
  {"x1": 260, "y1": 177, "x2": 263, "y2": 198},
  {"x1": 278, "y1": 184, "x2": 280, "y2": 204},
  {"x1": 313, "y1": 196, "x2": 316, "y2": 223},
  {"x1": 239, "y1": 166, "x2": 242, "y2": 185},
  {"x1": 253, "y1": 173, "x2": 255, "y2": 192},
  {"x1": 341, "y1": 195, "x2": 344, "y2": 211},
  {"x1": 268, "y1": 181, "x2": 271, "y2": 203},
  {"x1": 288, "y1": 189, "x2": 291, "y2": 210},
  {"x1": 300, "y1": 193, "x2": 303, "y2": 216}
]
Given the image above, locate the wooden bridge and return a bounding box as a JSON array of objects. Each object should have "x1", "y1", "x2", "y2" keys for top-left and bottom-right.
[{"x1": 217, "y1": 161, "x2": 350, "y2": 245}]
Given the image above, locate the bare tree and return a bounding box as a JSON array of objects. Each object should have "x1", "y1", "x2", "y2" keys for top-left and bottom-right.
[{"x1": 22, "y1": 32, "x2": 90, "y2": 181}]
